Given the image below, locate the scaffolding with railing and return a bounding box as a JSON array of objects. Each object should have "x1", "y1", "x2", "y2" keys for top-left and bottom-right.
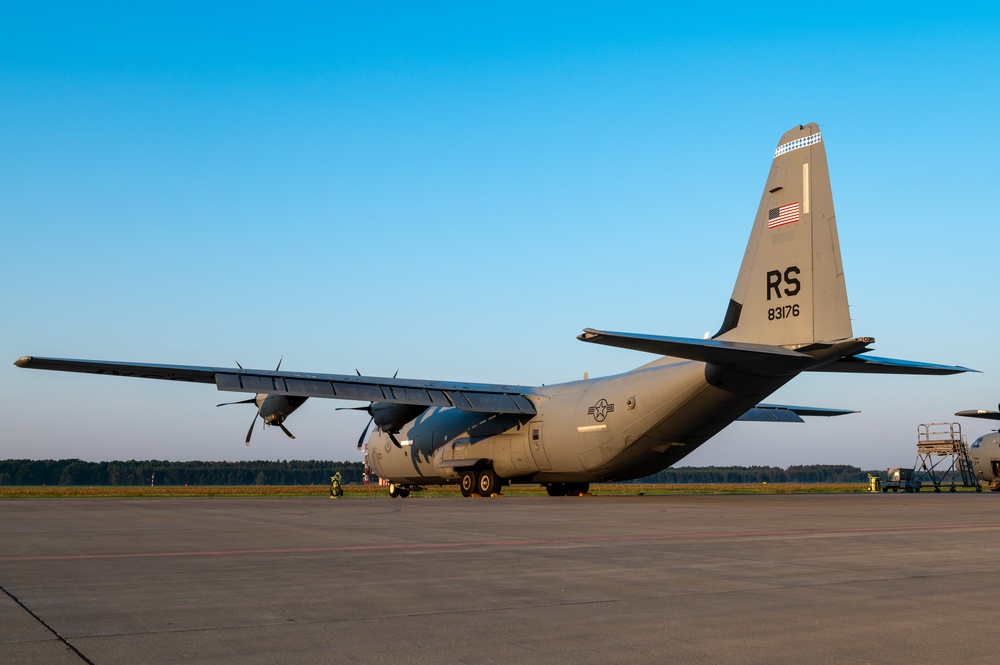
[{"x1": 913, "y1": 422, "x2": 982, "y2": 492}]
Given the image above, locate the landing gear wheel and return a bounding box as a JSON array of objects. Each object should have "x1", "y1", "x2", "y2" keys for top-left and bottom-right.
[
  {"x1": 388, "y1": 483, "x2": 400, "y2": 498},
  {"x1": 545, "y1": 483, "x2": 567, "y2": 497},
  {"x1": 477, "y1": 469, "x2": 502, "y2": 496},
  {"x1": 398, "y1": 487, "x2": 411, "y2": 498},
  {"x1": 460, "y1": 471, "x2": 476, "y2": 497},
  {"x1": 565, "y1": 483, "x2": 590, "y2": 496}
]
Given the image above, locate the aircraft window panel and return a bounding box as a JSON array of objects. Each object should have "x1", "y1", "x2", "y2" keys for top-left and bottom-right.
[
  {"x1": 971, "y1": 437, "x2": 983, "y2": 449},
  {"x1": 532, "y1": 429, "x2": 539, "y2": 441}
]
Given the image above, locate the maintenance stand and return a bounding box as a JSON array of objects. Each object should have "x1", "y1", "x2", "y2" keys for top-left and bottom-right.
[{"x1": 913, "y1": 422, "x2": 982, "y2": 493}]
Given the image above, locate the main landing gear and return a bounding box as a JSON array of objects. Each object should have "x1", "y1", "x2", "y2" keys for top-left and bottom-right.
[
  {"x1": 387, "y1": 482, "x2": 410, "y2": 498},
  {"x1": 459, "y1": 469, "x2": 504, "y2": 497}
]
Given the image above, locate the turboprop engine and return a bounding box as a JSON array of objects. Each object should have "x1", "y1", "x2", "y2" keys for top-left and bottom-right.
[
  {"x1": 370, "y1": 402, "x2": 427, "y2": 433},
  {"x1": 343, "y1": 401, "x2": 428, "y2": 449},
  {"x1": 218, "y1": 393, "x2": 308, "y2": 445},
  {"x1": 216, "y1": 359, "x2": 308, "y2": 445},
  {"x1": 258, "y1": 394, "x2": 307, "y2": 428}
]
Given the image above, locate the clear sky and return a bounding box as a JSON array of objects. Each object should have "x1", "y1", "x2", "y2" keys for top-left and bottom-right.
[{"x1": 3, "y1": 3, "x2": 999, "y2": 470}]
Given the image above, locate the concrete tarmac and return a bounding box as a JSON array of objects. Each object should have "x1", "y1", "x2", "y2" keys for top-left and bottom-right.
[{"x1": 2, "y1": 492, "x2": 999, "y2": 664}]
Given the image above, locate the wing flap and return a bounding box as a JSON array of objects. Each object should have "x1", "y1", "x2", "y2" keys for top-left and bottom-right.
[
  {"x1": 15, "y1": 356, "x2": 536, "y2": 416},
  {"x1": 214, "y1": 371, "x2": 536, "y2": 414}
]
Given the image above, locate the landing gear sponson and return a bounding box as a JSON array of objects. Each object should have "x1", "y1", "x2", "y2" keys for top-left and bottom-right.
[{"x1": 386, "y1": 470, "x2": 591, "y2": 498}]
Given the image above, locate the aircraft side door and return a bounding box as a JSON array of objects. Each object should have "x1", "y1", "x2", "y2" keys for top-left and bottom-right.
[{"x1": 528, "y1": 421, "x2": 552, "y2": 471}]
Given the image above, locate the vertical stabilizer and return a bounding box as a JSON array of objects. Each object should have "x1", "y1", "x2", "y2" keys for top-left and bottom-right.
[{"x1": 714, "y1": 123, "x2": 852, "y2": 346}]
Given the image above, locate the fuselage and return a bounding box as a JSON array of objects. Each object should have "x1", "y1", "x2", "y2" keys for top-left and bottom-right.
[
  {"x1": 367, "y1": 356, "x2": 794, "y2": 486},
  {"x1": 969, "y1": 431, "x2": 1000, "y2": 485}
]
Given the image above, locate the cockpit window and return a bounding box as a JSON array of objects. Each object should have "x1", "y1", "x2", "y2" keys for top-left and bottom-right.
[{"x1": 971, "y1": 436, "x2": 984, "y2": 449}]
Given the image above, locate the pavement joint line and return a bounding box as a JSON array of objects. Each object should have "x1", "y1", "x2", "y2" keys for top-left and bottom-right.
[
  {"x1": 2, "y1": 521, "x2": 1000, "y2": 563},
  {"x1": 1, "y1": 583, "x2": 95, "y2": 664}
]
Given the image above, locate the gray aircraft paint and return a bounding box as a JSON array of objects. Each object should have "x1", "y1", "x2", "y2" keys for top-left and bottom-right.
[
  {"x1": 956, "y1": 407, "x2": 1000, "y2": 486},
  {"x1": 15, "y1": 123, "x2": 974, "y2": 495}
]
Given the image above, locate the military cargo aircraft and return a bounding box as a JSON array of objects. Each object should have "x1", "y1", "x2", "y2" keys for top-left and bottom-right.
[
  {"x1": 15, "y1": 123, "x2": 974, "y2": 497},
  {"x1": 955, "y1": 406, "x2": 1000, "y2": 490}
]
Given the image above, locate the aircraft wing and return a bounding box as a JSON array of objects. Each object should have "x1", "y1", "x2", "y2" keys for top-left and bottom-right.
[
  {"x1": 806, "y1": 355, "x2": 975, "y2": 375},
  {"x1": 954, "y1": 409, "x2": 1000, "y2": 421},
  {"x1": 737, "y1": 404, "x2": 859, "y2": 423},
  {"x1": 13, "y1": 356, "x2": 537, "y2": 416}
]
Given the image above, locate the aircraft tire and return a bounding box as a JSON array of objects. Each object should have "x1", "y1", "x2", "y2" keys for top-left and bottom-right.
[
  {"x1": 460, "y1": 471, "x2": 476, "y2": 497},
  {"x1": 478, "y1": 469, "x2": 501, "y2": 496},
  {"x1": 388, "y1": 483, "x2": 400, "y2": 498},
  {"x1": 398, "y1": 487, "x2": 411, "y2": 498},
  {"x1": 545, "y1": 483, "x2": 567, "y2": 497},
  {"x1": 566, "y1": 483, "x2": 590, "y2": 496}
]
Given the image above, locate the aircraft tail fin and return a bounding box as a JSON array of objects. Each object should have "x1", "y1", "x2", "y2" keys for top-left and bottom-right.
[{"x1": 714, "y1": 123, "x2": 852, "y2": 346}]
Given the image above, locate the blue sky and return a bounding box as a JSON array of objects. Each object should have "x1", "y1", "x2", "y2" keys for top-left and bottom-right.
[{"x1": 3, "y1": 3, "x2": 999, "y2": 469}]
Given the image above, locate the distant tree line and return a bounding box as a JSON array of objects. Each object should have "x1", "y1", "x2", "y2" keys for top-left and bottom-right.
[
  {"x1": 0, "y1": 459, "x2": 364, "y2": 486},
  {"x1": 632, "y1": 464, "x2": 878, "y2": 484},
  {"x1": 0, "y1": 460, "x2": 878, "y2": 486}
]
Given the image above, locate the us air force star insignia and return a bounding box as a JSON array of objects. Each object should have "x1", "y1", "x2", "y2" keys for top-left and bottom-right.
[{"x1": 587, "y1": 398, "x2": 615, "y2": 422}]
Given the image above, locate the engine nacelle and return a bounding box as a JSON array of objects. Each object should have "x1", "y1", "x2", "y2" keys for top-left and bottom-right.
[
  {"x1": 257, "y1": 394, "x2": 307, "y2": 426},
  {"x1": 370, "y1": 402, "x2": 427, "y2": 433}
]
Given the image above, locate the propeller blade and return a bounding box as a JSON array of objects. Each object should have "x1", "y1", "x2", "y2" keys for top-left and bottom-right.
[
  {"x1": 217, "y1": 398, "x2": 256, "y2": 407},
  {"x1": 388, "y1": 431, "x2": 402, "y2": 448},
  {"x1": 357, "y1": 415, "x2": 374, "y2": 450},
  {"x1": 245, "y1": 412, "x2": 259, "y2": 446},
  {"x1": 336, "y1": 406, "x2": 370, "y2": 412},
  {"x1": 275, "y1": 357, "x2": 283, "y2": 372},
  {"x1": 236, "y1": 360, "x2": 244, "y2": 370},
  {"x1": 277, "y1": 422, "x2": 295, "y2": 439}
]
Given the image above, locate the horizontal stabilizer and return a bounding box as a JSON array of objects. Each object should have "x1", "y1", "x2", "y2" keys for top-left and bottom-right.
[
  {"x1": 955, "y1": 409, "x2": 1000, "y2": 421},
  {"x1": 807, "y1": 354, "x2": 975, "y2": 376},
  {"x1": 738, "y1": 404, "x2": 858, "y2": 423},
  {"x1": 577, "y1": 329, "x2": 811, "y2": 368},
  {"x1": 14, "y1": 356, "x2": 537, "y2": 416}
]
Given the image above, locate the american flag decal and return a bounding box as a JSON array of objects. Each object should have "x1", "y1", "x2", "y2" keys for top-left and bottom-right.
[{"x1": 767, "y1": 201, "x2": 799, "y2": 229}]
